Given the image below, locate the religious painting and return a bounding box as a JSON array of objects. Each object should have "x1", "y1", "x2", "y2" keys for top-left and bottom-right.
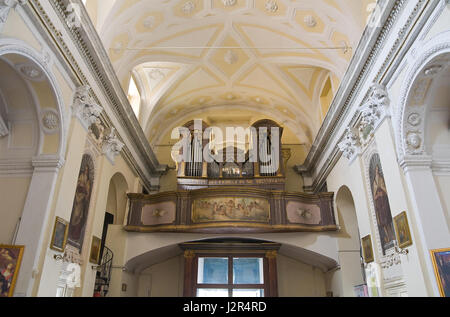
[
  {"x1": 89, "y1": 236, "x2": 102, "y2": 265},
  {"x1": 192, "y1": 197, "x2": 270, "y2": 223},
  {"x1": 369, "y1": 153, "x2": 396, "y2": 255},
  {"x1": 50, "y1": 217, "x2": 69, "y2": 252},
  {"x1": 0, "y1": 245, "x2": 24, "y2": 297},
  {"x1": 393, "y1": 211, "x2": 413, "y2": 249},
  {"x1": 68, "y1": 154, "x2": 95, "y2": 251},
  {"x1": 362, "y1": 235, "x2": 374, "y2": 263},
  {"x1": 430, "y1": 248, "x2": 450, "y2": 297}
]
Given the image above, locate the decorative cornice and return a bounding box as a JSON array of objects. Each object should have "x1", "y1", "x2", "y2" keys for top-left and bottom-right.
[
  {"x1": 294, "y1": 0, "x2": 437, "y2": 192},
  {"x1": 399, "y1": 155, "x2": 433, "y2": 173},
  {"x1": 32, "y1": 155, "x2": 65, "y2": 170},
  {"x1": 23, "y1": 0, "x2": 167, "y2": 190}
]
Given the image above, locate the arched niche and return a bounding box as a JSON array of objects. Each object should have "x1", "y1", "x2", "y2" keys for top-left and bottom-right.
[
  {"x1": 122, "y1": 237, "x2": 337, "y2": 297},
  {"x1": 106, "y1": 172, "x2": 129, "y2": 225},
  {"x1": 395, "y1": 33, "x2": 450, "y2": 296},
  {"x1": 0, "y1": 49, "x2": 65, "y2": 244},
  {"x1": 334, "y1": 185, "x2": 365, "y2": 297},
  {"x1": 0, "y1": 41, "x2": 66, "y2": 296}
]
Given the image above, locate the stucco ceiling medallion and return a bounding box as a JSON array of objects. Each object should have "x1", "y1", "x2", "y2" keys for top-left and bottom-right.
[
  {"x1": 304, "y1": 15, "x2": 317, "y2": 28},
  {"x1": 265, "y1": 0, "x2": 278, "y2": 13},
  {"x1": 143, "y1": 16, "x2": 155, "y2": 29},
  {"x1": 222, "y1": 0, "x2": 237, "y2": 6},
  {"x1": 224, "y1": 50, "x2": 238, "y2": 65},
  {"x1": 182, "y1": 1, "x2": 196, "y2": 15}
]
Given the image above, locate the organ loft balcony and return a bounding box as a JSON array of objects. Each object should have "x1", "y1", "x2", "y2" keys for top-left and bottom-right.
[{"x1": 125, "y1": 119, "x2": 337, "y2": 234}]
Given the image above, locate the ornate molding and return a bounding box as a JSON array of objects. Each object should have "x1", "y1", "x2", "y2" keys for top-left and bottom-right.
[
  {"x1": 102, "y1": 127, "x2": 124, "y2": 165},
  {"x1": 360, "y1": 84, "x2": 390, "y2": 130},
  {"x1": 338, "y1": 84, "x2": 389, "y2": 163},
  {"x1": 71, "y1": 85, "x2": 103, "y2": 131},
  {"x1": 33, "y1": 0, "x2": 167, "y2": 189},
  {"x1": 294, "y1": 0, "x2": 437, "y2": 191},
  {"x1": 338, "y1": 127, "x2": 360, "y2": 162},
  {"x1": 0, "y1": 0, "x2": 27, "y2": 31},
  {"x1": 397, "y1": 38, "x2": 450, "y2": 163}
]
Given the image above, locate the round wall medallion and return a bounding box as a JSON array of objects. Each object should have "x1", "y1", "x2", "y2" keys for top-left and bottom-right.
[
  {"x1": 42, "y1": 110, "x2": 60, "y2": 133},
  {"x1": 17, "y1": 64, "x2": 44, "y2": 82},
  {"x1": 407, "y1": 112, "x2": 421, "y2": 126},
  {"x1": 406, "y1": 132, "x2": 422, "y2": 150}
]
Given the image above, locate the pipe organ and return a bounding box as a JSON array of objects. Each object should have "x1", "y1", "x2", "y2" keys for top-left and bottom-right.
[{"x1": 175, "y1": 120, "x2": 285, "y2": 190}]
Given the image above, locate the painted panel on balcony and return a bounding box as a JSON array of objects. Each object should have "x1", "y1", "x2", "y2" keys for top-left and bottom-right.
[
  {"x1": 192, "y1": 197, "x2": 270, "y2": 223},
  {"x1": 286, "y1": 201, "x2": 321, "y2": 225},
  {"x1": 141, "y1": 201, "x2": 176, "y2": 225}
]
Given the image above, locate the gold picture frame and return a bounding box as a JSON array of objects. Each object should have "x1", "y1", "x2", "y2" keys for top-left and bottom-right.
[
  {"x1": 362, "y1": 235, "x2": 374, "y2": 263},
  {"x1": 393, "y1": 211, "x2": 413, "y2": 249},
  {"x1": 0, "y1": 245, "x2": 24, "y2": 297},
  {"x1": 89, "y1": 236, "x2": 102, "y2": 264},
  {"x1": 430, "y1": 248, "x2": 450, "y2": 297},
  {"x1": 50, "y1": 217, "x2": 69, "y2": 252}
]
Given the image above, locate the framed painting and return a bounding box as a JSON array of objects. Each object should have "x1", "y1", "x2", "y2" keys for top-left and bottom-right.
[
  {"x1": 393, "y1": 211, "x2": 413, "y2": 249},
  {"x1": 362, "y1": 235, "x2": 374, "y2": 263},
  {"x1": 89, "y1": 236, "x2": 102, "y2": 265},
  {"x1": 0, "y1": 245, "x2": 24, "y2": 297},
  {"x1": 430, "y1": 248, "x2": 450, "y2": 297},
  {"x1": 50, "y1": 217, "x2": 69, "y2": 252}
]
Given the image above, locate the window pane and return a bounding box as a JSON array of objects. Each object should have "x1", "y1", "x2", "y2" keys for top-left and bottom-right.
[
  {"x1": 232, "y1": 289, "x2": 264, "y2": 297},
  {"x1": 233, "y1": 258, "x2": 264, "y2": 284},
  {"x1": 197, "y1": 289, "x2": 229, "y2": 297},
  {"x1": 198, "y1": 257, "x2": 228, "y2": 284}
]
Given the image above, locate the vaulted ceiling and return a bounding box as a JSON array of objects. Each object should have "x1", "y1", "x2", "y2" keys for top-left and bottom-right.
[{"x1": 84, "y1": 0, "x2": 375, "y2": 147}]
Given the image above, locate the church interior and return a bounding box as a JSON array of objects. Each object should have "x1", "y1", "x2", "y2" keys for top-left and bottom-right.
[{"x1": 0, "y1": 0, "x2": 449, "y2": 298}]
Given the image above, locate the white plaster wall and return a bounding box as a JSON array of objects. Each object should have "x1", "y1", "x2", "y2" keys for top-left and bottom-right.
[
  {"x1": 136, "y1": 255, "x2": 184, "y2": 297},
  {"x1": 124, "y1": 232, "x2": 340, "y2": 267},
  {"x1": 0, "y1": 177, "x2": 31, "y2": 244},
  {"x1": 277, "y1": 254, "x2": 326, "y2": 297},
  {"x1": 434, "y1": 175, "x2": 450, "y2": 228}
]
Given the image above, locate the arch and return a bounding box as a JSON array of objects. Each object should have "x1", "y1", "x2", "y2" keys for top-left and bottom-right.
[
  {"x1": 124, "y1": 237, "x2": 338, "y2": 274},
  {"x1": 0, "y1": 41, "x2": 66, "y2": 244},
  {"x1": 0, "y1": 40, "x2": 67, "y2": 158},
  {"x1": 334, "y1": 185, "x2": 365, "y2": 297},
  {"x1": 395, "y1": 31, "x2": 450, "y2": 160},
  {"x1": 106, "y1": 172, "x2": 129, "y2": 225}
]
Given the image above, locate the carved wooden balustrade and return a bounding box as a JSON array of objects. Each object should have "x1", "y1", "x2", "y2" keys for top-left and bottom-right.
[{"x1": 125, "y1": 188, "x2": 337, "y2": 233}]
